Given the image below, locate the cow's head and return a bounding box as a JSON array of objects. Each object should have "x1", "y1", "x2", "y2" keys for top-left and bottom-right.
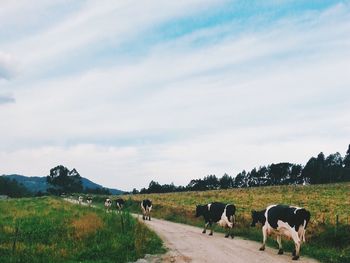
[
  {"x1": 251, "y1": 210, "x2": 266, "y2": 227},
  {"x1": 195, "y1": 205, "x2": 205, "y2": 217}
]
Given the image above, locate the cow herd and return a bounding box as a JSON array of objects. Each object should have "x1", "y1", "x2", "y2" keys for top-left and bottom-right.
[
  {"x1": 77, "y1": 196, "x2": 310, "y2": 260},
  {"x1": 103, "y1": 198, "x2": 125, "y2": 213},
  {"x1": 77, "y1": 196, "x2": 151, "y2": 220}
]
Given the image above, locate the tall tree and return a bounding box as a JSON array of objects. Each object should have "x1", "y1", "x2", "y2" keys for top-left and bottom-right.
[
  {"x1": 316, "y1": 152, "x2": 326, "y2": 183},
  {"x1": 268, "y1": 163, "x2": 291, "y2": 185},
  {"x1": 148, "y1": 181, "x2": 163, "y2": 193},
  {"x1": 219, "y1": 174, "x2": 233, "y2": 189},
  {"x1": 233, "y1": 170, "x2": 247, "y2": 188},
  {"x1": 256, "y1": 166, "x2": 269, "y2": 186},
  {"x1": 343, "y1": 144, "x2": 350, "y2": 181},
  {"x1": 290, "y1": 164, "x2": 303, "y2": 184},
  {"x1": 344, "y1": 144, "x2": 350, "y2": 168},
  {"x1": 203, "y1": 175, "x2": 219, "y2": 190},
  {"x1": 47, "y1": 165, "x2": 83, "y2": 194},
  {"x1": 187, "y1": 178, "x2": 208, "y2": 191},
  {"x1": 247, "y1": 168, "x2": 258, "y2": 187},
  {"x1": 325, "y1": 152, "x2": 343, "y2": 183},
  {"x1": 302, "y1": 157, "x2": 317, "y2": 184}
]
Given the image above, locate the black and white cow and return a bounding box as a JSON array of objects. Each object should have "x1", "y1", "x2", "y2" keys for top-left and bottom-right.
[
  {"x1": 104, "y1": 198, "x2": 112, "y2": 212},
  {"x1": 195, "y1": 202, "x2": 236, "y2": 238},
  {"x1": 251, "y1": 204, "x2": 311, "y2": 260},
  {"x1": 141, "y1": 199, "x2": 152, "y2": 220},
  {"x1": 115, "y1": 198, "x2": 125, "y2": 212},
  {"x1": 87, "y1": 196, "x2": 93, "y2": 207},
  {"x1": 78, "y1": 196, "x2": 83, "y2": 205}
]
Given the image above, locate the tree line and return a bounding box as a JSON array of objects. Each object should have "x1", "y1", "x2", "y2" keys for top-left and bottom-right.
[
  {"x1": 0, "y1": 177, "x2": 32, "y2": 197},
  {"x1": 133, "y1": 144, "x2": 350, "y2": 194}
]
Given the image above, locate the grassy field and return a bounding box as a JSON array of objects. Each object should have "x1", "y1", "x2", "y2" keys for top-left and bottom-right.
[
  {"x1": 0, "y1": 197, "x2": 165, "y2": 263},
  {"x1": 122, "y1": 183, "x2": 350, "y2": 263}
]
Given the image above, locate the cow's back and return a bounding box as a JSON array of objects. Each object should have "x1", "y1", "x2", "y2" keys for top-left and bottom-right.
[
  {"x1": 208, "y1": 202, "x2": 226, "y2": 222},
  {"x1": 267, "y1": 205, "x2": 310, "y2": 231}
]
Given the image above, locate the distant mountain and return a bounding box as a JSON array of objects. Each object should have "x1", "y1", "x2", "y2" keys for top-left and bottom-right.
[
  {"x1": 80, "y1": 177, "x2": 123, "y2": 195},
  {"x1": 1, "y1": 174, "x2": 123, "y2": 195}
]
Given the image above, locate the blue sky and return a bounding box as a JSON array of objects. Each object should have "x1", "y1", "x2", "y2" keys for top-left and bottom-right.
[{"x1": 0, "y1": 1, "x2": 349, "y2": 190}]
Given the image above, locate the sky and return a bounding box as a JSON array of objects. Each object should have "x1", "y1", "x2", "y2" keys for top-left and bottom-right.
[{"x1": 0, "y1": 0, "x2": 349, "y2": 191}]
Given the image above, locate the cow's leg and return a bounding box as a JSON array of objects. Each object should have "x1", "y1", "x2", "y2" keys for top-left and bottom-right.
[
  {"x1": 277, "y1": 235, "x2": 283, "y2": 254},
  {"x1": 224, "y1": 223, "x2": 233, "y2": 238},
  {"x1": 223, "y1": 214, "x2": 233, "y2": 238},
  {"x1": 229, "y1": 226, "x2": 234, "y2": 239},
  {"x1": 298, "y1": 226, "x2": 306, "y2": 243},
  {"x1": 260, "y1": 225, "x2": 267, "y2": 251},
  {"x1": 209, "y1": 221, "x2": 213, "y2": 236},
  {"x1": 291, "y1": 231, "x2": 301, "y2": 260},
  {"x1": 225, "y1": 226, "x2": 230, "y2": 238},
  {"x1": 230, "y1": 215, "x2": 235, "y2": 238},
  {"x1": 202, "y1": 222, "x2": 209, "y2": 233},
  {"x1": 148, "y1": 210, "x2": 151, "y2": 221}
]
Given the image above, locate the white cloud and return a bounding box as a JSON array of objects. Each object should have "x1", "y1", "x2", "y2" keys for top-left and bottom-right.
[{"x1": 0, "y1": 52, "x2": 17, "y2": 79}]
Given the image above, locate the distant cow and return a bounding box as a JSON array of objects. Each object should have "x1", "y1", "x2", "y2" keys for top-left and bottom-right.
[
  {"x1": 251, "y1": 204, "x2": 311, "y2": 260},
  {"x1": 195, "y1": 202, "x2": 236, "y2": 238},
  {"x1": 141, "y1": 199, "x2": 152, "y2": 220},
  {"x1": 115, "y1": 198, "x2": 125, "y2": 212},
  {"x1": 104, "y1": 198, "x2": 112, "y2": 212},
  {"x1": 87, "y1": 196, "x2": 93, "y2": 207},
  {"x1": 78, "y1": 196, "x2": 83, "y2": 205}
]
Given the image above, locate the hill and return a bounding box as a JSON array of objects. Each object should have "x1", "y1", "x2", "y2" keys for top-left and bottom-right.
[{"x1": 1, "y1": 174, "x2": 123, "y2": 195}]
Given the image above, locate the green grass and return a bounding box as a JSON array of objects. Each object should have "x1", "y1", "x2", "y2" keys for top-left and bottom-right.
[
  {"x1": 0, "y1": 197, "x2": 165, "y2": 263},
  {"x1": 122, "y1": 183, "x2": 350, "y2": 263}
]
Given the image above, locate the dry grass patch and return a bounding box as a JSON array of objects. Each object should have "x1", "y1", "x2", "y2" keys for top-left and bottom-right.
[{"x1": 71, "y1": 213, "x2": 104, "y2": 240}]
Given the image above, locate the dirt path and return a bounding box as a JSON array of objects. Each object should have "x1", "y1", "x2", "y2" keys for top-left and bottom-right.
[{"x1": 135, "y1": 215, "x2": 319, "y2": 263}]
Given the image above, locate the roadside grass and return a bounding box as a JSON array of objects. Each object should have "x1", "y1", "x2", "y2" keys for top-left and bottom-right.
[
  {"x1": 0, "y1": 197, "x2": 165, "y2": 263},
  {"x1": 121, "y1": 183, "x2": 350, "y2": 263}
]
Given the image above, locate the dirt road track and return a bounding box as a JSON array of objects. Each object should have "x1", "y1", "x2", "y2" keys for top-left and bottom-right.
[{"x1": 137, "y1": 215, "x2": 319, "y2": 263}]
